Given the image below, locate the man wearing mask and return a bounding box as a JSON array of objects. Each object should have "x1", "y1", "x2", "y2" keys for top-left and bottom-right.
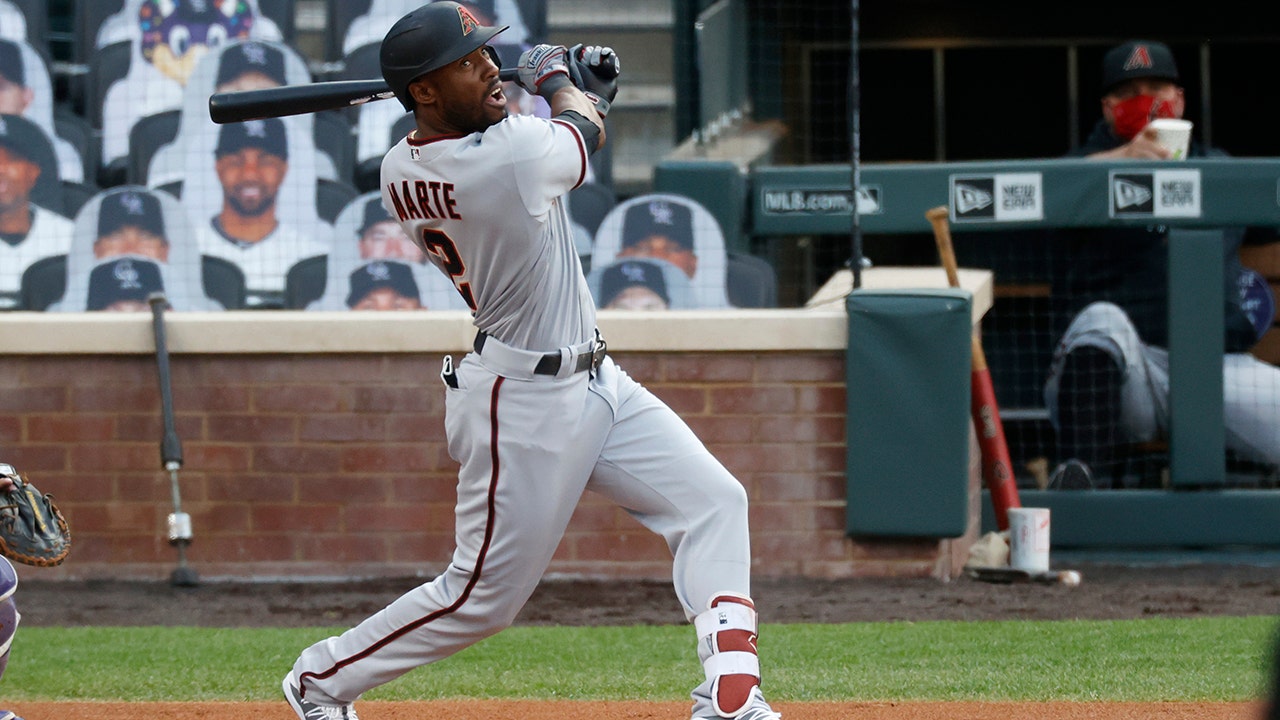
[{"x1": 1044, "y1": 39, "x2": 1280, "y2": 489}]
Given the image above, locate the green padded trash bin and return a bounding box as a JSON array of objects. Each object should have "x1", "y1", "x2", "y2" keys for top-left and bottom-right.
[{"x1": 845, "y1": 288, "x2": 972, "y2": 537}]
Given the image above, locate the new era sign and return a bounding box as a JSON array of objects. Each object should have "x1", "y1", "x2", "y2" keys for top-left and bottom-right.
[
  {"x1": 949, "y1": 173, "x2": 1043, "y2": 222},
  {"x1": 1109, "y1": 169, "x2": 1201, "y2": 218}
]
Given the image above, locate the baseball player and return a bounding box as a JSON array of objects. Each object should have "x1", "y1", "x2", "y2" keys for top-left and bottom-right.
[{"x1": 282, "y1": 4, "x2": 780, "y2": 720}]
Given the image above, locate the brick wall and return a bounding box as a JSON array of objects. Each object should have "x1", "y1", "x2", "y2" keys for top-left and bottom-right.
[{"x1": 0, "y1": 349, "x2": 978, "y2": 582}]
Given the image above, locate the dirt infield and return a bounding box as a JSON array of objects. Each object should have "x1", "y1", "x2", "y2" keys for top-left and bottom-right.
[{"x1": 8, "y1": 700, "x2": 1266, "y2": 719}]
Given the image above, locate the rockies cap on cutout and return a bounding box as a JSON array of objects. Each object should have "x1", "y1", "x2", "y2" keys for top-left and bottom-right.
[
  {"x1": 358, "y1": 196, "x2": 394, "y2": 235},
  {"x1": 0, "y1": 113, "x2": 46, "y2": 164},
  {"x1": 1101, "y1": 40, "x2": 1179, "y2": 92},
  {"x1": 622, "y1": 199, "x2": 694, "y2": 251},
  {"x1": 215, "y1": 117, "x2": 288, "y2": 159},
  {"x1": 87, "y1": 257, "x2": 164, "y2": 310},
  {"x1": 0, "y1": 39, "x2": 25, "y2": 87},
  {"x1": 216, "y1": 41, "x2": 287, "y2": 87},
  {"x1": 599, "y1": 259, "x2": 670, "y2": 307},
  {"x1": 347, "y1": 261, "x2": 419, "y2": 307},
  {"x1": 98, "y1": 189, "x2": 166, "y2": 240}
]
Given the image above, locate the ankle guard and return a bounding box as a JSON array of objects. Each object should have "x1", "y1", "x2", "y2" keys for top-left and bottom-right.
[{"x1": 695, "y1": 593, "x2": 760, "y2": 718}]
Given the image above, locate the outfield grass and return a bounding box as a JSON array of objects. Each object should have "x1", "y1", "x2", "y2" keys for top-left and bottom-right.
[{"x1": 4, "y1": 616, "x2": 1278, "y2": 702}]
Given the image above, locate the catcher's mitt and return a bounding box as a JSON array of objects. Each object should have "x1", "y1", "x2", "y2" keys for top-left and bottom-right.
[{"x1": 0, "y1": 464, "x2": 71, "y2": 567}]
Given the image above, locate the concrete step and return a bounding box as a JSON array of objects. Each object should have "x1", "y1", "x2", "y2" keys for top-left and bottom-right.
[
  {"x1": 545, "y1": 29, "x2": 674, "y2": 85},
  {"x1": 547, "y1": 0, "x2": 673, "y2": 30}
]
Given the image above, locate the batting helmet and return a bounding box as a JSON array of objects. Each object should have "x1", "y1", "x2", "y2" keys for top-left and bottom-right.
[{"x1": 380, "y1": 1, "x2": 508, "y2": 111}]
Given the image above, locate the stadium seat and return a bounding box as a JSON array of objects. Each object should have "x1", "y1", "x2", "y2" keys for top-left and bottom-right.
[
  {"x1": 725, "y1": 251, "x2": 779, "y2": 308},
  {"x1": 284, "y1": 255, "x2": 328, "y2": 309},
  {"x1": 324, "y1": 0, "x2": 374, "y2": 63},
  {"x1": 0, "y1": 0, "x2": 49, "y2": 52},
  {"x1": 202, "y1": 255, "x2": 247, "y2": 310},
  {"x1": 315, "y1": 111, "x2": 357, "y2": 187},
  {"x1": 317, "y1": 178, "x2": 360, "y2": 224},
  {"x1": 18, "y1": 254, "x2": 66, "y2": 311},
  {"x1": 53, "y1": 106, "x2": 98, "y2": 186},
  {"x1": 568, "y1": 181, "x2": 618, "y2": 237},
  {"x1": 85, "y1": 40, "x2": 130, "y2": 130},
  {"x1": 126, "y1": 110, "x2": 181, "y2": 185},
  {"x1": 257, "y1": 0, "x2": 299, "y2": 45},
  {"x1": 60, "y1": 180, "x2": 99, "y2": 218}
]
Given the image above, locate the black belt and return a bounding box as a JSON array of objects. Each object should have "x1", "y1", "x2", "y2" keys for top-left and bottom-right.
[{"x1": 474, "y1": 332, "x2": 604, "y2": 375}]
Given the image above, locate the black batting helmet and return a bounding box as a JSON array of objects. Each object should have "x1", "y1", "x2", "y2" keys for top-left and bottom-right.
[{"x1": 380, "y1": 1, "x2": 508, "y2": 111}]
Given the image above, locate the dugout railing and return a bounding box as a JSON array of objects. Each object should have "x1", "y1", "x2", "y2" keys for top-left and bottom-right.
[{"x1": 657, "y1": 156, "x2": 1280, "y2": 552}]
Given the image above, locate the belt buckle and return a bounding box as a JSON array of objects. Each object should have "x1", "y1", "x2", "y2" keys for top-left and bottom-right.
[{"x1": 591, "y1": 336, "x2": 607, "y2": 370}]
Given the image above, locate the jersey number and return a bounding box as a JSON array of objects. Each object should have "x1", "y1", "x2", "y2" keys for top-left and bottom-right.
[{"x1": 420, "y1": 228, "x2": 476, "y2": 311}]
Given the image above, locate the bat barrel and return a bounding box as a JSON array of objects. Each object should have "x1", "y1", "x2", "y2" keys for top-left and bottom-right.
[
  {"x1": 209, "y1": 71, "x2": 519, "y2": 123},
  {"x1": 209, "y1": 79, "x2": 395, "y2": 123}
]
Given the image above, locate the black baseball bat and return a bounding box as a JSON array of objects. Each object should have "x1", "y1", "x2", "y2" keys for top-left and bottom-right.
[
  {"x1": 148, "y1": 293, "x2": 183, "y2": 469},
  {"x1": 148, "y1": 293, "x2": 199, "y2": 587},
  {"x1": 209, "y1": 70, "x2": 518, "y2": 124}
]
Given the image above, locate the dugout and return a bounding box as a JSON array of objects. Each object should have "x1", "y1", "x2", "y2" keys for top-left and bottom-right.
[{"x1": 656, "y1": 155, "x2": 1280, "y2": 554}]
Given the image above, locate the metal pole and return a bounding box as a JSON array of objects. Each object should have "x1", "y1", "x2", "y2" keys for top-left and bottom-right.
[{"x1": 849, "y1": 0, "x2": 862, "y2": 288}]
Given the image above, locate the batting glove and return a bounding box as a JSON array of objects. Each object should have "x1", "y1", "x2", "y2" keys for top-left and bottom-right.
[
  {"x1": 516, "y1": 44, "x2": 572, "y2": 98},
  {"x1": 567, "y1": 44, "x2": 620, "y2": 117}
]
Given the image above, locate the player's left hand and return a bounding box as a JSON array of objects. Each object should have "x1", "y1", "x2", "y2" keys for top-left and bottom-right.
[
  {"x1": 516, "y1": 44, "x2": 572, "y2": 97},
  {"x1": 567, "y1": 44, "x2": 620, "y2": 116}
]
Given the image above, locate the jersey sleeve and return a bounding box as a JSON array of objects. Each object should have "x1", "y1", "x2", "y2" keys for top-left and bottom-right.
[{"x1": 495, "y1": 115, "x2": 589, "y2": 217}]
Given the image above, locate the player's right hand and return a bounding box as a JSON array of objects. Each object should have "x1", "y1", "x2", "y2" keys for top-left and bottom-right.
[
  {"x1": 567, "y1": 44, "x2": 620, "y2": 116},
  {"x1": 516, "y1": 44, "x2": 572, "y2": 97}
]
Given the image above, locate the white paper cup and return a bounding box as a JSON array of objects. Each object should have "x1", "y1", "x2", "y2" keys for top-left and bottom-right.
[
  {"x1": 1149, "y1": 118, "x2": 1192, "y2": 160},
  {"x1": 1007, "y1": 507, "x2": 1051, "y2": 573}
]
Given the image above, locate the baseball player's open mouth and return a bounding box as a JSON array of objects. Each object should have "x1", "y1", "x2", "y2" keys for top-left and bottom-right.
[{"x1": 487, "y1": 84, "x2": 506, "y2": 108}]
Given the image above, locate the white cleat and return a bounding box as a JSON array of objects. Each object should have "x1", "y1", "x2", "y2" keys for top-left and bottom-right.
[
  {"x1": 283, "y1": 673, "x2": 360, "y2": 720},
  {"x1": 696, "y1": 687, "x2": 781, "y2": 720}
]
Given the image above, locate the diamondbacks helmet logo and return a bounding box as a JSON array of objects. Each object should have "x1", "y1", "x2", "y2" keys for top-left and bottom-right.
[
  {"x1": 457, "y1": 5, "x2": 479, "y2": 35},
  {"x1": 1124, "y1": 44, "x2": 1154, "y2": 72}
]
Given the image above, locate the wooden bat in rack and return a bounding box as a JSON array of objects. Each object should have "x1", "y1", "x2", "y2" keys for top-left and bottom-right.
[{"x1": 925, "y1": 206, "x2": 1023, "y2": 531}]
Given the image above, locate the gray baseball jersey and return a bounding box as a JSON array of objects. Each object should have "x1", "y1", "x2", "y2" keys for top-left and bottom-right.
[{"x1": 380, "y1": 114, "x2": 595, "y2": 350}]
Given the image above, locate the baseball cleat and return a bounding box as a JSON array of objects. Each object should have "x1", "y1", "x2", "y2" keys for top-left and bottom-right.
[
  {"x1": 695, "y1": 687, "x2": 781, "y2": 720},
  {"x1": 283, "y1": 673, "x2": 360, "y2": 720},
  {"x1": 0, "y1": 711, "x2": 24, "y2": 720}
]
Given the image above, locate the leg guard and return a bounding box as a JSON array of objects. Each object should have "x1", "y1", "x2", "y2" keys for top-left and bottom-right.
[
  {"x1": 695, "y1": 593, "x2": 760, "y2": 718},
  {"x1": 0, "y1": 556, "x2": 15, "y2": 681},
  {"x1": 0, "y1": 596, "x2": 17, "y2": 681}
]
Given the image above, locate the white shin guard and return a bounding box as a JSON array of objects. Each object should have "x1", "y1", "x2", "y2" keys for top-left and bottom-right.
[{"x1": 695, "y1": 592, "x2": 760, "y2": 718}]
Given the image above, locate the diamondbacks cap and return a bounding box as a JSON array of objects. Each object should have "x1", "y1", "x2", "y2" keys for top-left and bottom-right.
[
  {"x1": 87, "y1": 257, "x2": 165, "y2": 310},
  {"x1": 621, "y1": 199, "x2": 694, "y2": 251},
  {"x1": 1101, "y1": 40, "x2": 1179, "y2": 92},
  {"x1": 97, "y1": 189, "x2": 166, "y2": 239},
  {"x1": 215, "y1": 117, "x2": 288, "y2": 159},
  {"x1": 346, "y1": 261, "x2": 420, "y2": 307}
]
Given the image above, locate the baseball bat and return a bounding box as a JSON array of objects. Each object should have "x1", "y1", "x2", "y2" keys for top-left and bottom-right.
[
  {"x1": 925, "y1": 206, "x2": 1022, "y2": 531},
  {"x1": 209, "y1": 70, "x2": 518, "y2": 124},
  {"x1": 148, "y1": 293, "x2": 199, "y2": 588}
]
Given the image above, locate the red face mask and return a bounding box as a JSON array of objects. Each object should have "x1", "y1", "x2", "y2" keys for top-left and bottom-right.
[{"x1": 1109, "y1": 94, "x2": 1178, "y2": 141}]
